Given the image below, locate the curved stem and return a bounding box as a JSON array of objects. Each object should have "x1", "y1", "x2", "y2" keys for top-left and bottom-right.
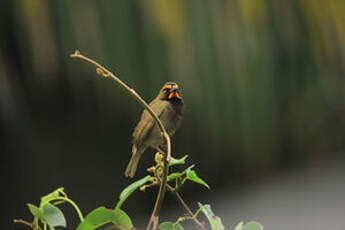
[
  {"x1": 70, "y1": 50, "x2": 171, "y2": 230},
  {"x1": 70, "y1": 50, "x2": 168, "y2": 137},
  {"x1": 51, "y1": 197, "x2": 84, "y2": 222},
  {"x1": 64, "y1": 198, "x2": 84, "y2": 222}
]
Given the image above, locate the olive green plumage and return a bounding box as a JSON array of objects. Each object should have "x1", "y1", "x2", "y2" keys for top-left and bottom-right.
[{"x1": 125, "y1": 82, "x2": 184, "y2": 178}]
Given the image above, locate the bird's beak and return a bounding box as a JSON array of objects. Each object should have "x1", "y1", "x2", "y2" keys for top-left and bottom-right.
[
  {"x1": 170, "y1": 84, "x2": 178, "y2": 92},
  {"x1": 168, "y1": 85, "x2": 181, "y2": 99}
]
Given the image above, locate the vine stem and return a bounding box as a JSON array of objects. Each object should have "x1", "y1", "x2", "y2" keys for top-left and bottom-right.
[
  {"x1": 70, "y1": 50, "x2": 171, "y2": 230},
  {"x1": 166, "y1": 185, "x2": 205, "y2": 230}
]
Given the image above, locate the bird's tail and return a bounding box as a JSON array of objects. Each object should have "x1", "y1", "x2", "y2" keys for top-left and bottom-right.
[{"x1": 125, "y1": 145, "x2": 143, "y2": 178}]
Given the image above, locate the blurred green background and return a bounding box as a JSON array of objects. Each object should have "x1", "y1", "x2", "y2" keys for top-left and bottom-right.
[{"x1": 2, "y1": 0, "x2": 345, "y2": 229}]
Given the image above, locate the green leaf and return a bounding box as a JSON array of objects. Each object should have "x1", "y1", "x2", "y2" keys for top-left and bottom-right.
[
  {"x1": 186, "y1": 170, "x2": 210, "y2": 189},
  {"x1": 116, "y1": 175, "x2": 151, "y2": 210},
  {"x1": 242, "y1": 222, "x2": 263, "y2": 230},
  {"x1": 159, "y1": 222, "x2": 184, "y2": 230},
  {"x1": 42, "y1": 202, "x2": 66, "y2": 228},
  {"x1": 234, "y1": 222, "x2": 244, "y2": 230},
  {"x1": 167, "y1": 172, "x2": 182, "y2": 182},
  {"x1": 181, "y1": 165, "x2": 195, "y2": 175},
  {"x1": 77, "y1": 207, "x2": 133, "y2": 230},
  {"x1": 168, "y1": 164, "x2": 196, "y2": 183},
  {"x1": 27, "y1": 203, "x2": 45, "y2": 221},
  {"x1": 198, "y1": 203, "x2": 224, "y2": 230},
  {"x1": 77, "y1": 207, "x2": 114, "y2": 230},
  {"x1": 169, "y1": 155, "x2": 188, "y2": 166},
  {"x1": 112, "y1": 209, "x2": 133, "y2": 229}
]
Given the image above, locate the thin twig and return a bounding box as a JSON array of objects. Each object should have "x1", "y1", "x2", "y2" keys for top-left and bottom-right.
[
  {"x1": 167, "y1": 185, "x2": 205, "y2": 230},
  {"x1": 13, "y1": 219, "x2": 34, "y2": 229},
  {"x1": 70, "y1": 50, "x2": 171, "y2": 230}
]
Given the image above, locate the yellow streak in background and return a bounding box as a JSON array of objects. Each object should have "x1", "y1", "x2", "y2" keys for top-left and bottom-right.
[
  {"x1": 18, "y1": 0, "x2": 58, "y2": 78},
  {"x1": 239, "y1": 0, "x2": 267, "y2": 26},
  {"x1": 301, "y1": 0, "x2": 345, "y2": 68},
  {"x1": 146, "y1": 0, "x2": 187, "y2": 44}
]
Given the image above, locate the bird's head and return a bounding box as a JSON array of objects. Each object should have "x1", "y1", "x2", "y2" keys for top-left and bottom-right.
[{"x1": 158, "y1": 82, "x2": 182, "y2": 101}]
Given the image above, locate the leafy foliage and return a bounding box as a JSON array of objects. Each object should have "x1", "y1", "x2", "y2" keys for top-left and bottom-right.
[
  {"x1": 15, "y1": 154, "x2": 263, "y2": 230},
  {"x1": 77, "y1": 207, "x2": 132, "y2": 230},
  {"x1": 24, "y1": 188, "x2": 72, "y2": 229},
  {"x1": 42, "y1": 202, "x2": 66, "y2": 227},
  {"x1": 169, "y1": 155, "x2": 189, "y2": 166},
  {"x1": 234, "y1": 221, "x2": 264, "y2": 230},
  {"x1": 166, "y1": 155, "x2": 209, "y2": 190},
  {"x1": 27, "y1": 204, "x2": 45, "y2": 221},
  {"x1": 159, "y1": 222, "x2": 184, "y2": 230},
  {"x1": 167, "y1": 165, "x2": 194, "y2": 182},
  {"x1": 198, "y1": 203, "x2": 224, "y2": 230},
  {"x1": 116, "y1": 175, "x2": 151, "y2": 210},
  {"x1": 185, "y1": 170, "x2": 210, "y2": 189}
]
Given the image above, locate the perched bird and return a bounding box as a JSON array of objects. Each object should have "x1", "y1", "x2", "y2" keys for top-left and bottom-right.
[{"x1": 125, "y1": 82, "x2": 185, "y2": 178}]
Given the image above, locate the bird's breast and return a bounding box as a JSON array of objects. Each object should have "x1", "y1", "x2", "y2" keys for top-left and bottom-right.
[{"x1": 161, "y1": 102, "x2": 184, "y2": 135}]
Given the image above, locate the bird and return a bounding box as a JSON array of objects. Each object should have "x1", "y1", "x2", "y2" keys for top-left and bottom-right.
[{"x1": 125, "y1": 82, "x2": 185, "y2": 178}]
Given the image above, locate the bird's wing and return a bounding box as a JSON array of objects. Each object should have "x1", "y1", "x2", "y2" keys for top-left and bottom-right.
[{"x1": 132, "y1": 99, "x2": 166, "y2": 146}]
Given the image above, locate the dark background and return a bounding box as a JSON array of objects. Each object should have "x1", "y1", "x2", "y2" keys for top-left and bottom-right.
[{"x1": 1, "y1": 0, "x2": 345, "y2": 229}]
